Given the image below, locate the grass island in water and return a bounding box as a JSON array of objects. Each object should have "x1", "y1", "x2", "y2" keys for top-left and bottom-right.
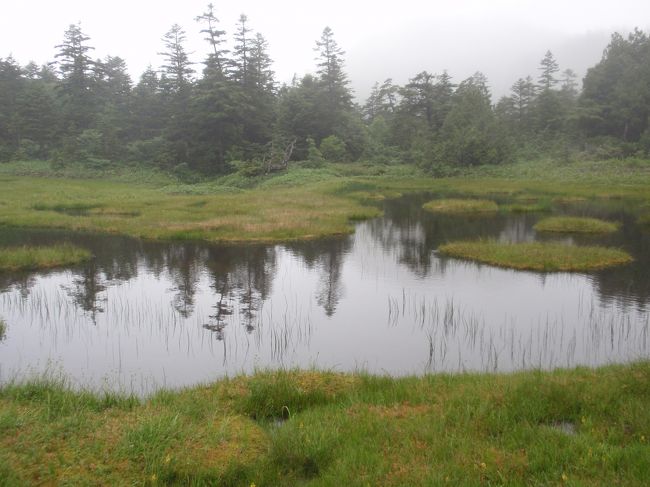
[
  {"x1": 534, "y1": 216, "x2": 620, "y2": 234},
  {"x1": 422, "y1": 198, "x2": 499, "y2": 214},
  {"x1": 438, "y1": 240, "x2": 632, "y2": 272},
  {"x1": 0, "y1": 244, "x2": 91, "y2": 272}
]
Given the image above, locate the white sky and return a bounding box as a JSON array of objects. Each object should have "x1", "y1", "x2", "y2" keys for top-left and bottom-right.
[{"x1": 2, "y1": 0, "x2": 649, "y2": 99}]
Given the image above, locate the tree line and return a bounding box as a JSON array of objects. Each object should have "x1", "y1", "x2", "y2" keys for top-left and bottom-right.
[{"x1": 1, "y1": 5, "x2": 649, "y2": 176}]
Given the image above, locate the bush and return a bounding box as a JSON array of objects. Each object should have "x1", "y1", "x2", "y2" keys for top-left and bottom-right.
[
  {"x1": 319, "y1": 135, "x2": 347, "y2": 162},
  {"x1": 231, "y1": 159, "x2": 265, "y2": 178},
  {"x1": 14, "y1": 139, "x2": 42, "y2": 160},
  {"x1": 304, "y1": 137, "x2": 325, "y2": 168},
  {"x1": 126, "y1": 137, "x2": 168, "y2": 165}
]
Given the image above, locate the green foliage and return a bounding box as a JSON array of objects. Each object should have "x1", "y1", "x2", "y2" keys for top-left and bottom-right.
[
  {"x1": 434, "y1": 74, "x2": 513, "y2": 167},
  {"x1": 319, "y1": 135, "x2": 347, "y2": 162},
  {"x1": 305, "y1": 137, "x2": 325, "y2": 167},
  {"x1": 1, "y1": 23, "x2": 650, "y2": 179},
  {"x1": 230, "y1": 159, "x2": 265, "y2": 178},
  {"x1": 580, "y1": 29, "x2": 650, "y2": 143},
  {"x1": 125, "y1": 137, "x2": 167, "y2": 164}
]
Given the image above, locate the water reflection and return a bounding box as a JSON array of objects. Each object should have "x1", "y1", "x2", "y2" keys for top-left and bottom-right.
[{"x1": 0, "y1": 194, "x2": 649, "y2": 393}]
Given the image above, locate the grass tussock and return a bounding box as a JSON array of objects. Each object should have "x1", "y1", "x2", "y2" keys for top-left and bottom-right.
[
  {"x1": 423, "y1": 198, "x2": 498, "y2": 214},
  {"x1": 438, "y1": 240, "x2": 632, "y2": 272},
  {"x1": 0, "y1": 244, "x2": 91, "y2": 272},
  {"x1": 1, "y1": 364, "x2": 649, "y2": 485},
  {"x1": 534, "y1": 216, "x2": 620, "y2": 234}
]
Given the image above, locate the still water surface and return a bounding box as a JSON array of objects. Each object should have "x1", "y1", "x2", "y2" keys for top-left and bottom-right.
[{"x1": 1, "y1": 195, "x2": 649, "y2": 394}]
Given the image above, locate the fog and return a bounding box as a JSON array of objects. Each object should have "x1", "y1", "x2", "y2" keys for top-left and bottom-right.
[{"x1": 2, "y1": 0, "x2": 649, "y2": 100}]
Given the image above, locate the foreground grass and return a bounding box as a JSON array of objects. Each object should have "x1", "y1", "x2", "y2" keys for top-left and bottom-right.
[
  {"x1": 438, "y1": 240, "x2": 633, "y2": 272},
  {"x1": 423, "y1": 198, "x2": 498, "y2": 214},
  {"x1": 534, "y1": 216, "x2": 620, "y2": 234},
  {"x1": 0, "y1": 364, "x2": 649, "y2": 485},
  {"x1": 0, "y1": 244, "x2": 91, "y2": 272}
]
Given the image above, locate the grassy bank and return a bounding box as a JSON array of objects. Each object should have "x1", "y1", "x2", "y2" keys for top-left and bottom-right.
[
  {"x1": 438, "y1": 240, "x2": 633, "y2": 272},
  {"x1": 0, "y1": 363, "x2": 649, "y2": 485},
  {"x1": 0, "y1": 244, "x2": 91, "y2": 271},
  {"x1": 534, "y1": 216, "x2": 620, "y2": 234},
  {"x1": 1, "y1": 158, "x2": 650, "y2": 244},
  {"x1": 0, "y1": 176, "x2": 382, "y2": 243},
  {"x1": 422, "y1": 198, "x2": 498, "y2": 214}
]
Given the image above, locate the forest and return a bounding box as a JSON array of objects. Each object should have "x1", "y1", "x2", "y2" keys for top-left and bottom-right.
[{"x1": 1, "y1": 5, "x2": 649, "y2": 178}]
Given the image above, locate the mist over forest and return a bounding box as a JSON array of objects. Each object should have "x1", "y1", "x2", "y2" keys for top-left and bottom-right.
[{"x1": 1, "y1": 4, "x2": 649, "y2": 177}]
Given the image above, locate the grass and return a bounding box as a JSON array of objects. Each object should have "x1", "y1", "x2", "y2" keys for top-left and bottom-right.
[
  {"x1": 438, "y1": 240, "x2": 633, "y2": 272},
  {"x1": 422, "y1": 198, "x2": 498, "y2": 214},
  {"x1": 534, "y1": 216, "x2": 620, "y2": 234},
  {"x1": 0, "y1": 318, "x2": 5, "y2": 341},
  {"x1": 1, "y1": 157, "x2": 650, "y2": 243},
  {"x1": 0, "y1": 363, "x2": 649, "y2": 485},
  {"x1": 0, "y1": 244, "x2": 91, "y2": 272},
  {"x1": 0, "y1": 175, "x2": 383, "y2": 244}
]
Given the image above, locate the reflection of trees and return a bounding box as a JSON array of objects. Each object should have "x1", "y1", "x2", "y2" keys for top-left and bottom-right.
[
  {"x1": 0, "y1": 273, "x2": 37, "y2": 298},
  {"x1": 316, "y1": 241, "x2": 349, "y2": 317},
  {"x1": 589, "y1": 216, "x2": 650, "y2": 309},
  {"x1": 165, "y1": 244, "x2": 205, "y2": 318},
  {"x1": 63, "y1": 260, "x2": 106, "y2": 323},
  {"x1": 287, "y1": 237, "x2": 352, "y2": 317},
  {"x1": 203, "y1": 245, "x2": 277, "y2": 339},
  {"x1": 368, "y1": 195, "x2": 533, "y2": 277}
]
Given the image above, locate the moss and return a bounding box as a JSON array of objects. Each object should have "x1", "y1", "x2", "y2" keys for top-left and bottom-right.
[
  {"x1": 534, "y1": 216, "x2": 619, "y2": 234},
  {"x1": 423, "y1": 198, "x2": 498, "y2": 214},
  {"x1": 438, "y1": 240, "x2": 632, "y2": 272}
]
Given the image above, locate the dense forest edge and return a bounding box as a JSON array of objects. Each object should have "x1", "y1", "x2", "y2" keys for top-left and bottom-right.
[{"x1": 1, "y1": 5, "x2": 649, "y2": 179}]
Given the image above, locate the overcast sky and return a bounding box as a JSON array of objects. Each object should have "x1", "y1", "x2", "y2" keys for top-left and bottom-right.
[{"x1": 2, "y1": 0, "x2": 649, "y2": 100}]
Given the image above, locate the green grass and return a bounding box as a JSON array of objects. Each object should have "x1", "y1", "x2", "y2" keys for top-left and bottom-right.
[
  {"x1": 0, "y1": 318, "x2": 6, "y2": 341},
  {"x1": 423, "y1": 198, "x2": 498, "y2": 214},
  {"x1": 0, "y1": 363, "x2": 649, "y2": 485},
  {"x1": 534, "y1": 216, "x2": 620, "y2": 234},
  {"x1": 1, "y1": 157, "x2": 650, "y2": 244},
  {"x1": 438, "y1": 240, "x2": 633, "y2": 272},
  {"x1": 0, "y1": 172, "x2": 386, "y2": 243},
  {"x1": 0, "y1": 244, "x2": 91, "y2": 272}
]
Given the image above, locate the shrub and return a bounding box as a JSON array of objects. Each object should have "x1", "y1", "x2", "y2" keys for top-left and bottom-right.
[{"x1": 320, "y1": 135, "x2": 347, "y2": 162}]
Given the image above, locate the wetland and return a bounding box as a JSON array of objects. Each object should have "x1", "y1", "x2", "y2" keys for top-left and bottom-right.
[{"x1": 1, "y1": 191, "x2": 648, "y2": 394}]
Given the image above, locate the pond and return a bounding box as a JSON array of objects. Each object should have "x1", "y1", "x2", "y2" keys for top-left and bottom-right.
[{"x1": 1, "y1": 194, "x2": 649, "y2": 394}]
